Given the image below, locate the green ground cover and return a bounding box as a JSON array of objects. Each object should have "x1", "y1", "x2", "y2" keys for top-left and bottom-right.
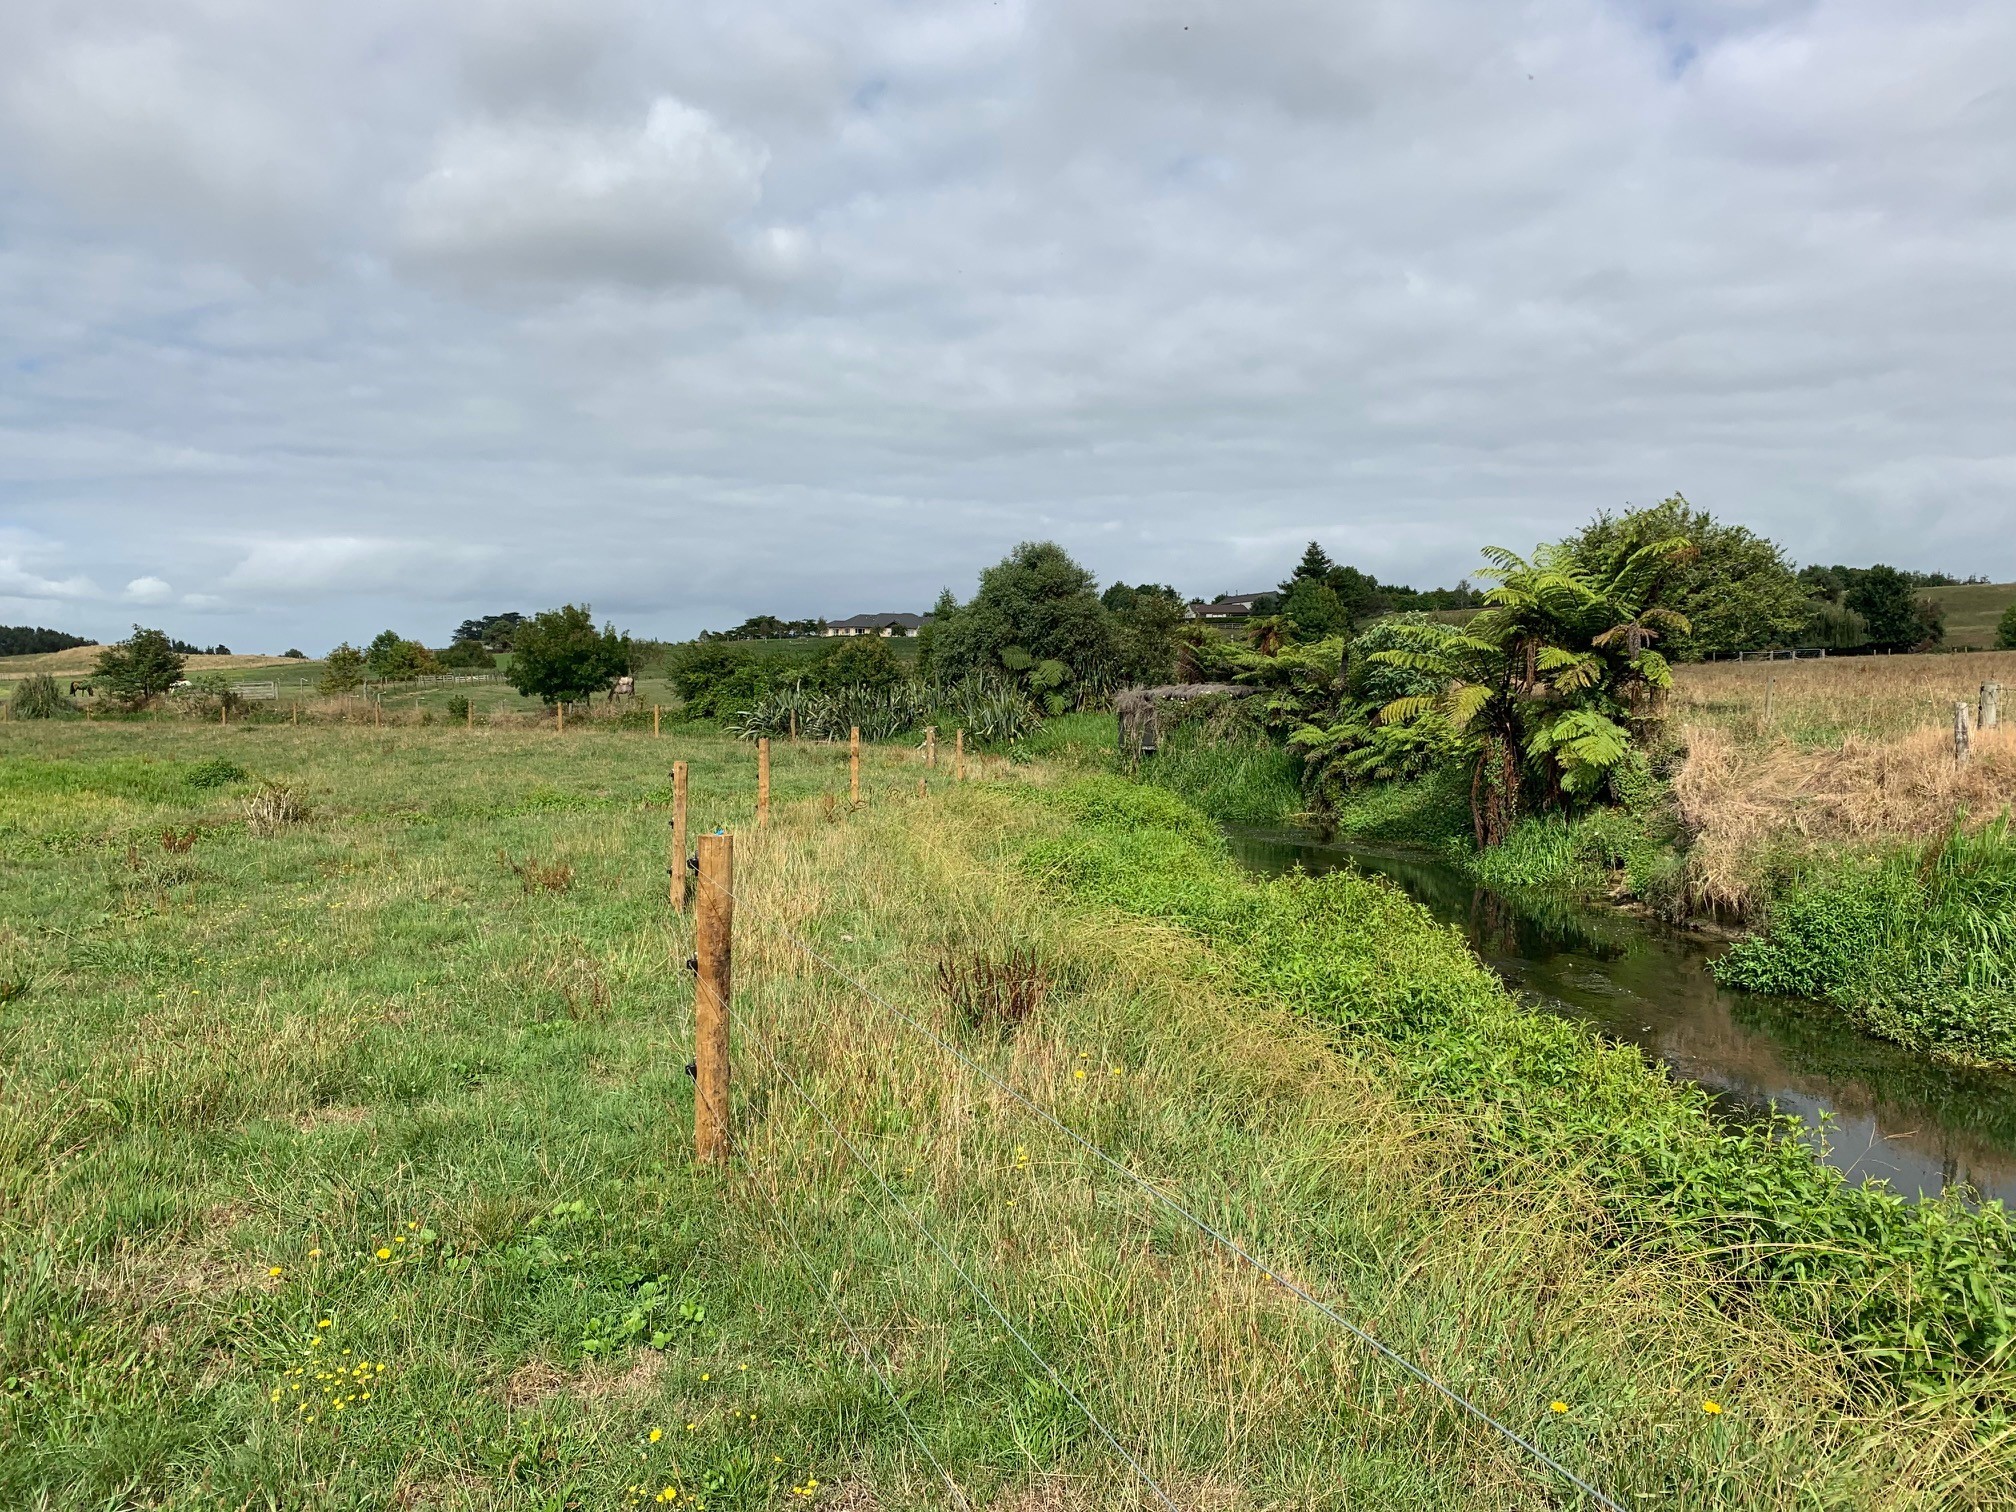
[
  {"x1": 1, "y1": 722, "x2": 2010, "y2": 1507},
  {"x1": 1926, "y1": 583, "x2": 2016, "y2": 649}
]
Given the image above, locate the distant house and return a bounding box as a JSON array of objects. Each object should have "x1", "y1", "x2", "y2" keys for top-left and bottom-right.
[
  {"x1": 821, "y1": 612, "x2": 934, "y2": 638},
  {"x1": 1186, "y1": 594, "x2": 1268, "y2": 622}
]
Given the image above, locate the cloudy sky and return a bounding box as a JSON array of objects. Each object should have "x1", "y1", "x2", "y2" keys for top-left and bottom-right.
[{"x1": 2, "y1": 0, "x2": 2012, "y2": 652}]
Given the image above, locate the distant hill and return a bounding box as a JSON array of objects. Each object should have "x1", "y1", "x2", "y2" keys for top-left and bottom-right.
[
  {"x1": 1925, "y1": 582, "x2": 2016, "y2": 649},
  {"x1": 0, "y1": 646, "x2": 302, "y2": 679}
]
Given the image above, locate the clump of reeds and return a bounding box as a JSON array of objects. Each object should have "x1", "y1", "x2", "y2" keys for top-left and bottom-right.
[
  {"x1": 243, "y1": 783, "x2": 311, "y2": 836},
  {"x1": 936, "y1": 947, "x2": 1047, "y2": 1034},
  {"x1": 501, "y1": 851, "x2": 574, "y2": 893}
]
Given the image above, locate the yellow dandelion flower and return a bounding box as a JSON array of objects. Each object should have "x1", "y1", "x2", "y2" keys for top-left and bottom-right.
[
  {"x1": 308, "y1": 1248, "x2": 322, "y2": 1258},
  {"x1": 376, "y1": 1247, "x2": 392, "y2": 1260},
  {"x1": 1073, "y1": 1069, "x2": 1086, "y2": 1080},
  {"x1": 700, "y1": 1372, "x2": 709, "y2": 1381},
  {"x1": 1549, "y1": 1401, "x2": 1568, "y2": 1413},
  {"x1": 268, "y1": 1266, "x2": 284, "y2": 1277},
  {"x1": 317, "y1": 1319, "x2": 332, "y2": 1329},
  {"x1": 649, "y1": 1428, "x2": 663, "y2": 1443},
  {"x1": 686, "y1": 1422, "x2": 697, "y2": 1432},
  {"x1": 1702, "y1": 1400, "x2": 1724, "y2": 1415}
]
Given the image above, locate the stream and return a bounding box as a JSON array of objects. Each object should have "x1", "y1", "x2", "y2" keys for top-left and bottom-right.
[{"x1": 1225, "y1": 827, "x2": 2016, "y2": 1205}]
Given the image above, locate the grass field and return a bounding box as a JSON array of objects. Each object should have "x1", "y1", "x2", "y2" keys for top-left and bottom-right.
[
  {"x1": 1925, "y1": 583, "x2": 2016, "y2": 650},
  {"x1": 3, "y1": 719, "x2": 2011, "y2": 1507}
]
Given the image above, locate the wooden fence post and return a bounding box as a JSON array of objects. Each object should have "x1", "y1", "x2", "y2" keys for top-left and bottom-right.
[
  {"x1": 556, "y1": 704, "x2": 564, "y2": 734},
  {"x1": 467, "y1": 699, "x2": 474, "y2": 730},
  {"x1": 1955, "y1": 701, "x2": 1972, "y2": 763},
  {"x1": 670, "y1": 762, "x2": 689, "y2": 913},
  {"x1": 1982, "y1": 683, "x2": 2001, "y2": 731},
  {"x1": 293, "y1": 702, "x2": 299, "y2": 727},
  {"x1": 757, "y1": 738, "x2": 771, "y2": 828},
  {"x1": 955, "y1": 728, "x2": 966, "y2": 782},
  {"x1": 693, "y1": 831, "x2": 733, "y2": 1167},
  {"x1": 789, "y1": 707, "x2": 798, "y2": 744},
  {"x1": 925, "y1": 726, "x2": 937, "y2": 768},
  {"x1": 849, "y1": 726, "x2": 861, "y2": 807},
  {"x1": 374, "y1": 701, "x2": 381, "y2": 730},
  {"x1": 220, "y1": 702, "x2": 228, "y2": 727},
  {"x1": 653, "y1": 704, "x2": 661, "y2": 738}
]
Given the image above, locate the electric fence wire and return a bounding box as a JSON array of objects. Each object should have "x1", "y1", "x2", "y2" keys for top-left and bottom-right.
[
  {"x1": 735, "y1": 1123, "x2": 975, "y2": 1511},
  {"x1": 738, "y1": 1020, "x2": 1183, "y2": 1512},
  {"x1": 705, "y1": 871, "x2": 1628, "y2": 1512}
]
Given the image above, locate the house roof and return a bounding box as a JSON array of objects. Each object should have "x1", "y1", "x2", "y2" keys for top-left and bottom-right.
[
  {"x1": 825, "y1": 611, "x2": 932, "y2": 630},
  {"x1": 1186, "y1": 594, "x2": 1267, "y2": 617}
]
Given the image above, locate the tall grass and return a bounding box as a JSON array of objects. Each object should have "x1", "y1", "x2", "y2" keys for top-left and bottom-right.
[
  {"x1": 1721, "y1": 817, "x2": 2016, "y2": 1065},
  {"x1": 1134, "y1": 722, "x2": 1303, "y2": 826}
]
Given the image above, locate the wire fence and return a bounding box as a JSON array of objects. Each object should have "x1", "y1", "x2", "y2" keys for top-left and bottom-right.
[{"x1": 699, "y1": 866, "x2": 1627, "y2": 1512}]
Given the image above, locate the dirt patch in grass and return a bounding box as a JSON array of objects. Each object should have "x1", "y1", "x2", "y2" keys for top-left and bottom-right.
[{"x1": 498, "y1": 1358, "x2": 568, "y2": 1407}]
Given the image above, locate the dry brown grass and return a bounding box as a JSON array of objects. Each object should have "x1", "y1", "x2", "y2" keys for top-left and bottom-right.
[
  {"x1": 1675, "y1": 723, "x2": 2016, "y2": 914},
  {"x1": 1673, "y1": 650, "x2": 2016, "y2": 745},
  {"x1": 1668, "y1": 653, "x2": 2016, "y2": 913}
]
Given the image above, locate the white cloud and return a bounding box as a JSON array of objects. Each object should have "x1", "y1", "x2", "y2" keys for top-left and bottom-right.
[
  {"x1": 124, "y1": 575, "x2": 172, "y2": 603},
  {"x1": 0, "y1": 556, "x2": 98, "y2": 601},
  {"x1": 396, "y1": 97, "x2": 789, "y2": 287}
]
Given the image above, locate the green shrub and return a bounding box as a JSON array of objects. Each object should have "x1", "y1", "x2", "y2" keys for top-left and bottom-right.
[
  {"x1": 1720, "y1": 820, "x2": 2016, "y2": 1065},
  {"x1": 445, "y1": 694, "x2": 471, "y2": 721},
  {"x1": 10, "y1": 674, "x2": 72, "y2": 720},
  {"x1": 184, "y1": 758, "x2": 248, "y2": 790}
]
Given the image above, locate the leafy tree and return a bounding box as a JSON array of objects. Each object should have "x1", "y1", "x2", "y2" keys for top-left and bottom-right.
[
  {"x1": 364, "y1": 630, "x2": 436, "y2": 680},
  {"x1": 700, "y1": 614, "x2": 823, "y2": 641},
  {"x1": 1371, "y1": 539, "x2": 1690, "y2": 845},
  {"x1": 928, "y1": 543, "x2": 1116, "y2": 705},
  {"x1": 1106, "y1": 584, "x2": 1186, "y2": 685},
  {"x1": 319, "y1": 644, "x2": 366, "y2": 693},
  {"x1": 1278, "y1": 576, "x2": 1349, "y2": 641},
  {"x1": 508, "y1": 605, "x2": 632, "y2": 706},
  {"x1": 0, "y1": 625, "x2": 90, "y2": 656},
  {"x1": 437, "y1": 639, "x2": 497, "y2": 669},
  {"x1": 1566, "y1": 496, "x2": 1805, "y2": 658},
  {"x1": 454, "y1": 612, "x2": 525, "y2": 651},
  {"x1": 11, "y1": 673, "x2": 72, "y2": 719},
  {"x1": 283, "y1": 648, "x2": 306, "y2": 659},
  {"x1": 1804, "y1": 601, "x2": 1869, "y2": 651},
  {"x1": 808, "y1": 636, "x2": 902, "y2": 693},
  {"x1": 93, "y1": 626, "x2": 185, "y2": 709},
  {"x1": 1998, "y1": 603, "x2": 2016, "y2": 651},
  {"x1": 1845, "y1": 565, "x2": 1941, "y2": 652}
]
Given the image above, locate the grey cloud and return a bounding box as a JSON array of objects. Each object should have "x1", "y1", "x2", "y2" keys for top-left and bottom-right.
[{"x1": 0, "y1": 0, "x2": 2012, "y2": 654}]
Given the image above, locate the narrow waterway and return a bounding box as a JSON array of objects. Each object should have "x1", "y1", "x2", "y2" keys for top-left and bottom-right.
[{"x1": 1226, "y1": 827, "x2": 2016, "y2": 1205}]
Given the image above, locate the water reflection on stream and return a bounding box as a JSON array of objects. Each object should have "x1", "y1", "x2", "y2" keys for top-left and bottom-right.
[{"x1": 1226, "y1": 827, "x2": 2016, "y2": 1205}]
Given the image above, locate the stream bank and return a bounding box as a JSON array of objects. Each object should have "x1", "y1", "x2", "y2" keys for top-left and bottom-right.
[{"x1": 1227, "y1": 826, "x2": 2016, "y2": 1204}]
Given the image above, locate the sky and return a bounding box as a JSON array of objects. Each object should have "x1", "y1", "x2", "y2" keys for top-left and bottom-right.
[{"x1": 2, "y1": 0, "x2": 2013, "y2": 653}]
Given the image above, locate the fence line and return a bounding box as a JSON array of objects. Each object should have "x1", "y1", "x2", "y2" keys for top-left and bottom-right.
[
  {"x1": 739, "y1": 1022, "x2": 1179, "y2": 1511},
  {"x1": 702, "y1": 867, "x2": 1627, "y2": 1512},
  {"x1": 736, "y1": 1104, "x2": 975, "y2": 1510}
]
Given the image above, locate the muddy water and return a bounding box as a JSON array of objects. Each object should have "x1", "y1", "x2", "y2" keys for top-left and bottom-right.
[{"x1": 1225, "y1": 828, "x2": 2016, "y2": 1205}]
